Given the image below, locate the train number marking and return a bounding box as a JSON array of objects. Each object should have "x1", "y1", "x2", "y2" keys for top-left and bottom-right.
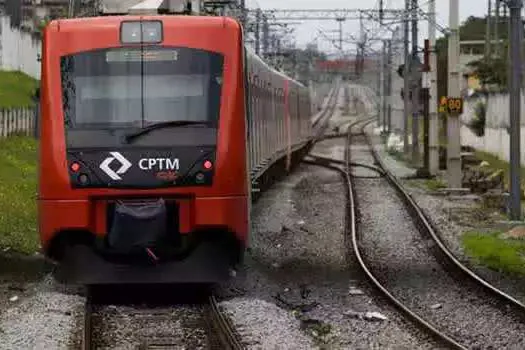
[{"x1": 99, "y1": 152, "x2": 132, "y2": 181}]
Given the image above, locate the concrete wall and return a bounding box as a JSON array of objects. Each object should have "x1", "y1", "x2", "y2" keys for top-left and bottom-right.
[
  {"x1": 460, "y1": 92, "x2": 525, "y2": 165},
  {"x1": 0, "y1": 15, "x2": 41, "y2": 79}
]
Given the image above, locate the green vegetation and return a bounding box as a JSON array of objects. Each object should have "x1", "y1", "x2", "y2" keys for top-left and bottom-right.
[
  {"x1": 424, "y1": 178, "x2": 447, "y2": 191},
  {"x1": 0, "y1": 136, "x2": 38, "y2": 254},
  {"x1": 467, "y1": 57, "x2": 508, "y2": 90},
  {"x1": 467, "y1": 101, "x2": 487, "y2": 137},
  {"x1": 475, "y1": 150, "x2": 525, "y2": 200},
  {"x1": 0, "y1": 70, "x2": 39, "y2": 109},
  {"x1": 462, "y1": 230, "x2": 525, "y2": 276},
  {"x1": 436, "y1": 15, "x2": 510, "y2": 98}
]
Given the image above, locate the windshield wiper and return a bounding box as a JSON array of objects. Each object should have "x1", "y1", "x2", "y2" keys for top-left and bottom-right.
[{"x1": 124, "y1": 121, "x2": 211, "y2": 143}]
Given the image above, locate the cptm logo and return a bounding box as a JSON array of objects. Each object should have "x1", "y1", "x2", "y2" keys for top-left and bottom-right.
[{"x1": 99, "y1": 152, "x2": 132, "y2": 180}]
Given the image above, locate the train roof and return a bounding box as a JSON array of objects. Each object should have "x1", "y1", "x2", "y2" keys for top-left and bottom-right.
[
  {"x1": 48, "y1": 11, "x2": 307, "y2": 90},
  {"x1": 244, "y1": 45, "x2": 306, "y2": 89}
]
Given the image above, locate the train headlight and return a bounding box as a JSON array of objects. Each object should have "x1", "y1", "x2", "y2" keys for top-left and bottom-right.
[
  {"x1": 142, "y1": 21, "x2": 163, "y2": 43},
  {"x1": 120, "y1": 21, "x2": 163, "y2": 44}
]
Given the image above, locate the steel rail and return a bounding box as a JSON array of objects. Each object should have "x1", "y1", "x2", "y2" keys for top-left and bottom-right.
[
  {"x1": 347, "y1": 118, "x2": 466, "y2": 349},
  {"x1": 208, "y1": 295, "x2": 244, "y2": 350},
  {"x1": 305, "y1": 117, "x2": 466, "y2": 349},
  {"x1": 82, "y1": 288, "x2": 93, "y2": 350},
  {"x1": 360, "y1": 119, "x2": 525, "y2": 314}
]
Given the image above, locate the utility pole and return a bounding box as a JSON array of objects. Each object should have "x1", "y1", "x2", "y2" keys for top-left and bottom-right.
[
  {"x1": 383, "y1": 40, "x2": 389, "y2": 131},
  {"x1": 336, "y1": 18, "x2": 345, "y2": 53},
  {"x1": 422, "y1": 39, "x2": 431, "y2": 175},
  {"x1": 378, "y1": 52, "x2": 384, "y2": 127},
  {"x1": 485, "y1": 0, "x2": 492, "y2": 61},
  {"x1": 387, "y1": 39, "x2": 393, "y2": 133},
  {"x1": 239, "y1": 0, "x2": 246, "y2": 28},
  {"x1": 447, "y1": 0, "x2": 462, "y2": 188},
  {"x1": 380, "y1": 40, "x2": 386, "y2": 131},
  {"x1": 403, "y1": 0, "x2": 410, "y2": 154},
  {"x1": 494, "y1": 0, "x2": 500, "y2": 56},
  {"x1": 255, "y1": 9, "x2": 261, "y2": 55},
  {"x1": 262, "y1": 15, "x2": 269, "y2": 57},
  {"x1": 428, "y1": 0, "x2": 439, "y2": 175},
  {"x1": 411, "y1": 0, "x2": 420, "y2": 165},
  {"x1": 507, "y1": 0, "x2": 522, "y2": 220}
]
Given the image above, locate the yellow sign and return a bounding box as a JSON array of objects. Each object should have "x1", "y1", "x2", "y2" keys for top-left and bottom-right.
[
  {"x1": 438, "y1": 96, "x2": 448, "y2": 113},
  {"x1": 438, "y1": 96, "x2": 463, "y2": 114}
]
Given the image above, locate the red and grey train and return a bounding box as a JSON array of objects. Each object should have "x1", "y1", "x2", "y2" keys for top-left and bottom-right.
[{"x1": 37, "y1": 14, "x2": 325, "y2": 284}]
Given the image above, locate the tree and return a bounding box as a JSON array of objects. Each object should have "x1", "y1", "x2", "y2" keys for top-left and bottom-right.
[
  {"x1": 466, "y1": 56, "x2": 508, "y2": 89},
  {"x1": 435, "y1": 15, "x2": 510, "y2": 97}
]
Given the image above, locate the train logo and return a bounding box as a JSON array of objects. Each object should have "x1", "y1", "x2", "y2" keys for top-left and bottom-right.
[{"x1": 99, "y1": 152, "x2": 132, "y2": 180}]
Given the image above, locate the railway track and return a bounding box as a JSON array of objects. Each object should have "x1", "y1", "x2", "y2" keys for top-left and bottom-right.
[
  {"x1": 81, "y1": 286, "x2": 243, "y2": 350},
  {"x1": 306, "y1": 117, "x2": 525, "y2": 349}
]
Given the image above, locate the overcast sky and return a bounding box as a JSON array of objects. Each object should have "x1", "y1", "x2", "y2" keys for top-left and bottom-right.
[{"x1": 244, "y1": 0, "x2": 488, "y2": 55}]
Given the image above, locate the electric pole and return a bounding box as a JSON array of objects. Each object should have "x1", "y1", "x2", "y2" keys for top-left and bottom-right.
[
  {"x1": 422, "y1": 39, "x2": 431, "y2": 175},
  {"x1": 403, "y1": 0, "x2": 410, "y2": 154},
  {"x1": 494, "y1": 0, "x2": 500, "y2": 56},
  {"x1": 387, "y1": 39, "x2": 393, "y2": 133},
  {"x1": 262, "y1": 15, "x2": 269, "y2": 57},
  {"x1": 255, "y1": 9, "x2": 261, "y2": 54},
  {"x1": 507, "y1": 0, "x2": 522, "y2": 220},
  {"x1": 428, "y1": 0, "x2": 439, "y2": 175},
  {"x1": 447, "y1": 0, "x2": 462, "y2": 188},
  {"x1": 239, "y1": 0, "x2": 246, "y2": 28},
  {"x1": 379, "y1": 40, "x2": 386, "y2": 131},
  {"x1": 485, "y1": 0, "x2": 492, "y2": 61},
  {"x1": 378, "y1": 52, "x2": 384, "y2": 127},
  {"x1": 411, "y1": 0, "x2": 420, "y2": 165},
  {"x1": 336, "y1": 17, "x2": 345, "y2": 54}
]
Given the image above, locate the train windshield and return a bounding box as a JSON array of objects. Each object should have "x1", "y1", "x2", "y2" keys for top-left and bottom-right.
[{"x1": 60, "y1": 46, "x2": 224, "y2": 146}]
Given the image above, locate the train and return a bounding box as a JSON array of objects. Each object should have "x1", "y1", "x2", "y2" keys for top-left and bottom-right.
[{"x1": 37, "y1": 13, "x2": 330, "y2": 284}]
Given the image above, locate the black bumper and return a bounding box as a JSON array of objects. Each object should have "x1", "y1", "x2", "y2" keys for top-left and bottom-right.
[{"x1": 54, "y1": 241, "x2": 232, "y2": 285}]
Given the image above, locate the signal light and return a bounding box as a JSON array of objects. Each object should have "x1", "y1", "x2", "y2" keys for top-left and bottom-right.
[
  {"x1": 78, "y1": 173, "x2": 89, "y2": 185},
  {"x1": 195, "y1": 173, "x2": 205, "y2": 182},
  {"x1": 203, "y1": 160, "x2": 213, "y2": 170},
  {"x1": 70, "y1": 162, "x2": 80, "y2": 172}
]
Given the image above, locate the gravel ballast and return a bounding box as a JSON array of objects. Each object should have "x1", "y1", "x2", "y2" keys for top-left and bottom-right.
[
  {"x1": 0, "y1": 274, "x2": 85, "y2": 349},
  {"x1": 351, "y1": 130, "x2": 525, "y2": 349},
  {"x1": 366, "y1": 123, "x2": 525, "y2": 305},
  {"x1": 220, "y1": 133, "x2": 438, "y2": 348}
]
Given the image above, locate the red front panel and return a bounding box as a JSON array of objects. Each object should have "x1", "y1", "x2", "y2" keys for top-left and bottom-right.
[{"x1": 38, "y1": 16, "x2": 249, "y2": 249}]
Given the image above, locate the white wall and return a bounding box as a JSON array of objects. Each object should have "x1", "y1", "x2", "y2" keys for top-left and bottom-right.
[
  {"x1": 460, "y1": 92, "x2": 525, "y2": 165},
  {"x1": 0, "y1": 16, "x2": 41, "y2": 79}
]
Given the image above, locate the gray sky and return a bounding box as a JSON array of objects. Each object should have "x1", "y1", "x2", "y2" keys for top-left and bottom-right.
[{"x1": 244, "y1": 0, "x2": 487, "y2": 55}]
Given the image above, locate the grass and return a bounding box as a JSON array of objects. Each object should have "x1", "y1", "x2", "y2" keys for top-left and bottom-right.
[
  {"x1": 0, "y1": 136, "x2": 38, "y2": 254},
  {"x1": 0, "y1": 70, "x2": 39, "y2": 109},
  {"x1": 462, "y1": 230, "x2": 525, "y2": 276},
  {"x1": 424, "y1": 178, "x2": 447, "y2": 191}
]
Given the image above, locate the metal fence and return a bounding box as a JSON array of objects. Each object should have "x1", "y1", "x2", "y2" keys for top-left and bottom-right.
[{"x1": 0, "y1": 106, "x2": 38, "y2": 138}]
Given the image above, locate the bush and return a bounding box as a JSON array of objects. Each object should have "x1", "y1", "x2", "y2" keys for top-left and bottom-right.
[{"x1": 468, "y1": 101, "x2": 486, "y2": 137}]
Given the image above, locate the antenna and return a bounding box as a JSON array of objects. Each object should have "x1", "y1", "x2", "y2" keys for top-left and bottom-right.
[{"x1": 379, "y1": 0, "x2": 383, "y2": 24}]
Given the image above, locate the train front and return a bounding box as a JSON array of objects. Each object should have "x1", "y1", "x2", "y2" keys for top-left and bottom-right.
[{"x1": 38, "y1": 16, "x2": 249, "y2": 284}]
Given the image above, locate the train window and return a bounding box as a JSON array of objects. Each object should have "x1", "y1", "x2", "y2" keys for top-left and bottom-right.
[{"x1": 60, "y1": 46, "x2": 224, "y2": 146}]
